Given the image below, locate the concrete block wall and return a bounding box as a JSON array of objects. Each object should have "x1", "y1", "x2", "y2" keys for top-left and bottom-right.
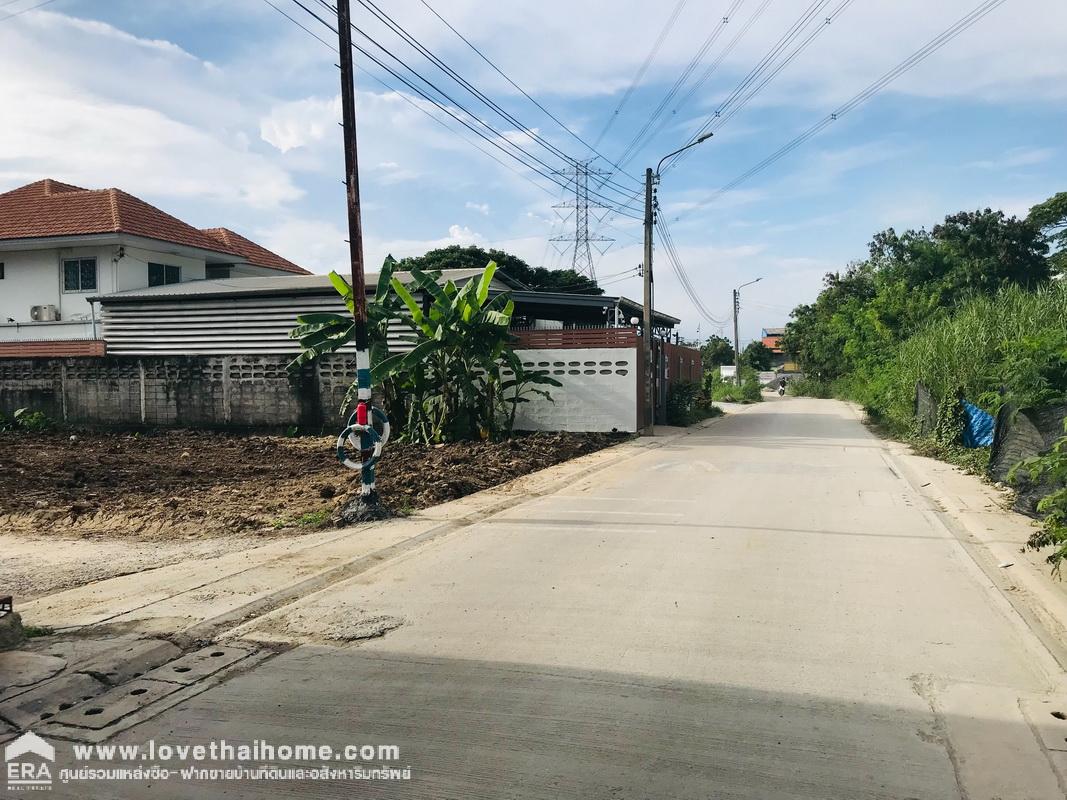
[
  {"x1": 0, "y1": 356, "x2": 331, "y2": 430},
  {"x1": 509, "y1": 347, "x2": 638, "y2": 433},
  {"x1": 0, "y1": 348, "x2": 641, "y2": 433}
]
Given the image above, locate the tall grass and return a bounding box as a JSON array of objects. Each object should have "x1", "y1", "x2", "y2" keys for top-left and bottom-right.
[{"x1": 857, "y1": 283, "x2": 1067, "y2": 431}]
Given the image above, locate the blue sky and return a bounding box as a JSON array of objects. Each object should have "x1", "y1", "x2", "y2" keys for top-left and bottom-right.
[{"x1": 1, "y1": 0, "x2": 1064, "y2": 343}]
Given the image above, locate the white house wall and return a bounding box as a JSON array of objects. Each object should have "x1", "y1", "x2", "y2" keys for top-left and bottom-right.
[
  {"x1": 0, "y1": 244, "x2": 209, "y2": 329},
  {"x1": 0, "y1": 245, "x2": 113, "y2": 325},
  {"x1": 115, "y1": 246, "x2": 206, "y2": 291},
  {"x1": 509, "y1": 347, "x2": 637, "y2": 433}
]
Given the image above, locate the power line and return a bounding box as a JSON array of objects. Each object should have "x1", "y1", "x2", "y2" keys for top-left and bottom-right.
[
  {"x1": 679, "y1": 0, "x2": 1010, "y2": 219},
  {"x1": 664, "y1": 0, "x2": 776, "y2": 135},
  {"x1": 347, "y1": 0, "x2": 595, "y2": 175},
  {"x1": 287, "y1": 0, "x2": 644, "y2": 218},
  {"x1": 656, "y1": 210, "x2": 728, "y2": 324},
  {"x1": 417, "y1": 0, "x2": 642, "y2": 185},
  {"x1": 592, "y1": 0, "x2": 690, "y2": 149},
  {"x1": 665, "y1": 0, "x2": 854, "y2": 174},
  {"x1": 260, "y1": 0, "x2": 571, "y2": 204},
  {"x1": 611, "y1": 0, "x2": 745, "y2": 174},
  {"x1": 0, "y1": 0, "x2": 59, "y2": 22},
  {"x1": 324, "y1": 0, "x2": 643, "y2": 205},
  {"x1": 304, "y1": 0, "x2": 574, "y2": 189}
]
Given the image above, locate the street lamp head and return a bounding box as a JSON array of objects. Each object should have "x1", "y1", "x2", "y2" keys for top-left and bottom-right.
[
  {"x1": 696, "y1": 132, "x2": 714, "y2": 144},
  {"x1": 735, "y1": 277, "x2": 764, "y2": 291}
]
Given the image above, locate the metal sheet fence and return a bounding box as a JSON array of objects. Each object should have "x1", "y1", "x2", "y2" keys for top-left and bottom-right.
[{"x1": 990, "y1": 402, "x2": 1067, "y2": 517}]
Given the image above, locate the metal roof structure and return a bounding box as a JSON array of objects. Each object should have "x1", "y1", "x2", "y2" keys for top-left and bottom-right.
[
  {"x1": 93, "y1": 268, "x2": 681, "y2": 356},
  {"x1": 91, "y1": 268, "x2": 523, "y2": 303}
]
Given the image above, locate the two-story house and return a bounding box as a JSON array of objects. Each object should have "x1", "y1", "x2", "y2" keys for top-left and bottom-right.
[{"x1": 0, "y1": 179, "x2": 309, "y2": 355}]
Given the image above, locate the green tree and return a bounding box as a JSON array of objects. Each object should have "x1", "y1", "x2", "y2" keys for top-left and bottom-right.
[
  {"x1": 741, "y1": 341, "x2": 774, "y2": 371},
  {"x1": 396, "y1": 245, "x2": 603, "y2": 295},
  {"x1": 1029, "y1": 192, "x2": 1067, "y2": 276},
  {"x1": 783, "y1": 205, "x2": 1051, "y2": 386},
  {"x1": 700, "y1": 335, "x2": 734, "y2": 369}
]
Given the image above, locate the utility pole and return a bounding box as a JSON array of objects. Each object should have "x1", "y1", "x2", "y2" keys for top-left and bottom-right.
[
  {"x1": 335, "y1": 0, "x2": 385, "y2": 511},
  {"x1": 337, "y1": 0, "x2": 366, "y2": 344},
  {"x1": 639, "y1": 132, "x2": 713, "y2": 433},
  {"x1": 731, "y1": 277, "x2": 762, "y2": 387},
  {"x1": 642, "y1": 167, "x2": 654, "y2": 431},
  {"x1": 732, "y1": 288, "x2": 741, "y2": 386}
]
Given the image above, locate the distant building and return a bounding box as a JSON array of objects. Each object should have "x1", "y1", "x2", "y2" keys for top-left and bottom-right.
[{"x1": 761, "y1": 326, "x2": 792, "y2": 370}]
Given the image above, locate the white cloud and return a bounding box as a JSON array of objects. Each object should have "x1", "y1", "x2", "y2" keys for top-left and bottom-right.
[
  {"x1": 0, "y1": 10, "x2": 299, "y2": 209},
  {"x1": 361, "y1": 224, "x2": 486, "y2": 269},
  {"x1": 389, "y1": 0, "x2": 1067, "y2": 108},
  {"x1": 466, "y1": 201, "x2": 491, "y2": 215},
  {"x1": 967, "y1": 147, "x2": 1055, "y2": 171},
  {"x1": 255, "y1": 219, "x2": 348, "y2": 274},
  {"x1": 260, "y1": 95, "x2": 339, "y2": 153}
]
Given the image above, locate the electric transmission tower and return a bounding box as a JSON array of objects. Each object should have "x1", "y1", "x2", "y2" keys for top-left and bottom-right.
[{"x1": 550, "y1": 160, "x2": 614, "y2": 281}]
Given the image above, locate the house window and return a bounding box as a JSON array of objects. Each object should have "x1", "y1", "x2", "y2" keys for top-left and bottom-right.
[
  {"x1": 0, "y1": 263, "x2": 4, "y2": 279},
  {"x1": 148, "y1": 263, "x2": 181, "y2": 286},
  {"x1": 63, "y1": 258, "x2": 97, "y2": 292},
  {"x1": 205, "y1": 264, "x2": 232, "y2": 280}
]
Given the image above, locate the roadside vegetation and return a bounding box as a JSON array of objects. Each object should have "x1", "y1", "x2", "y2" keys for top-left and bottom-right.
[
  {"x1": 779, "y1": 191, "x2": 1067, "y2": 567},
  {"x1": 666, "y1": 380, "x2": 723, "y2": 426},
  {"x1": 706, "y1": 368, "x2": 763, "y2": 404}
]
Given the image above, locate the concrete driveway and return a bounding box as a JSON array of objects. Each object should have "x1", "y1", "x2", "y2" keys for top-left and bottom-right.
[{"x1": 50, "y1": 398, "x2": 1067, "y2": 799}]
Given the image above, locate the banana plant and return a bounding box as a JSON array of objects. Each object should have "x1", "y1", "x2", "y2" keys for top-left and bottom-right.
[
  {"x1": 288, "y1": 256, "x2": 401, "y2": 370},
  {"x1": 373, "y1": 262, "x2": 520, "y2": 441},
  {"x1": 288, "y1": 256, "x2": 406, "y2": 414}
]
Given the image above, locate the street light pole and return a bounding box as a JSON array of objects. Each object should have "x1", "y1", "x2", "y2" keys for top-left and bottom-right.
[
  {"x1": 732, "y1": 277, "x2": 763, "y2": 386},
  {"x1": 642, "y1": 132, "x2": 713, "y2": 432}
]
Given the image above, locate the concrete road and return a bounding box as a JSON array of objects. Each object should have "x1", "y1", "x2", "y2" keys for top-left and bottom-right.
[{"x1": 56, "y1": 398, "x2": 1067, "y2": 799}]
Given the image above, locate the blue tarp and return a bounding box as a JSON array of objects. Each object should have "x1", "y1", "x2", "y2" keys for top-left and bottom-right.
[{"x1": 962, "y1": 401, "x2": 995, "y2": 448}]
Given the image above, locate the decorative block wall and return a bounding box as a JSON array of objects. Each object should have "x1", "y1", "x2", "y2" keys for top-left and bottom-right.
[
  {"x1": 509, "y1": 347, "x2": 638, "y2": 433},
  {"x1": 0, "y1": 347, "x2": 641, "y2": 433}
]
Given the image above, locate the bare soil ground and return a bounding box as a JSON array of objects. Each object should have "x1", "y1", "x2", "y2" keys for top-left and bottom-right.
[
  {"x1": 0, "y1": 430, "x2": 626, "y2": 598},
  {"x1": 1, "y1": 430, "x2": 626, "y2": 538}
]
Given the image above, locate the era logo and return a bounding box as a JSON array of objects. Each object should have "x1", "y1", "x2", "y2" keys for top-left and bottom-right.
[{"x1": 5, "y1": 732, "x2": 54, "y2": 791}]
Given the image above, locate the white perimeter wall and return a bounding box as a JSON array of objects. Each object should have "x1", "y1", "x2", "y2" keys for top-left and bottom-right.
[{"x1": 510, "y1": 347, "x2": 637, "y2": 433}]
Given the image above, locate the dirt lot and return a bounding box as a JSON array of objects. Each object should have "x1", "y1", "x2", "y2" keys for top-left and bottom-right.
[
  {"x1": 0, "y1": 429, "x2": 626, "y2": 538},
  {"x1": 0, "y1": 429, "x2": 626, "y2": 599}
]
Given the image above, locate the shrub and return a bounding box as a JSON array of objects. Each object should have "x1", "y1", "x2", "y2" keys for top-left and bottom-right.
[
  {"x1": 863, "y1": 283, "x2": 1067, "y2": 432},
  {"x1": 709, "y1": 377, "x2": 763, "y2": 404},
  {"x1": 666, "y1": 381, "x2": 723, "y2": 426},
  {"x1": 740, "y1": 378, "x2": 762, "y2": 403},
  {"x1": 786, "y1": 377, "x2": 832, "y2": 398},
  {"x1": 0, "y1": 408, "x2": 54, "y2": 432}
]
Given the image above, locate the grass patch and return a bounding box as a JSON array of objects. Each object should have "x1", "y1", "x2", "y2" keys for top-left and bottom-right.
[
  {"x1": 905, "y1": 435, "x2": 991, "y2": 476},
  {"x1": 24, "y1": 625, "x2": 54, "y2": 638},
  {"x1": 270, "y1": 508, "x2": 331, "y2": 530}
]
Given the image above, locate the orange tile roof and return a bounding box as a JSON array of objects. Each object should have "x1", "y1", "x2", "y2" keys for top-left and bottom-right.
[
  {"x1": 0, "y1": 179, "x2": 308, "y2": 274},
  {"x1": 200, "y1": 227, "x2": 308, "y2": 275}
]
